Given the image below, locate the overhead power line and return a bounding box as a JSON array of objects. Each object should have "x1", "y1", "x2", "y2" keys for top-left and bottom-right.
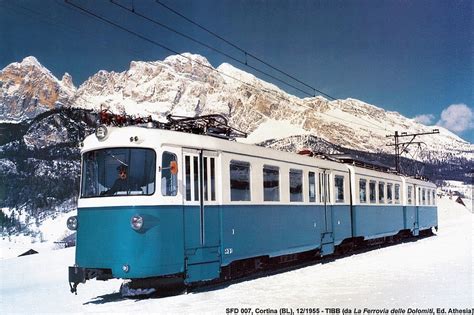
[
  {"x1": 63, "y1": 0, "x2": 305, "y2": 103},
  {"x1": 110, "y1": 0, "x2": 324, "y2": 99},
  {"x1": 154, "y1": 0, "x2": 335, "y2": 100},
  {"x1": 151, "y1": 1, "x2": 388, "y2": 132},
  {"x1": 386, "y1": 129, "x2": 440, "y2": 174},
  {"x1": 0, "y1": 1, "x2": 145, "y2": 57},
  {"x1": 64, "y1": 0, "x2": 387, "y2": 132}
]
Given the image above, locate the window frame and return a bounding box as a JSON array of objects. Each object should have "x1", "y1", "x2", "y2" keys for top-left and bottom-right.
[
  {"x1": 359, "y1": 178, "x2": 367, "y2": 204},
  {"x1": 263, "y1": 164, "x2": 280, "y2": 202},
  {"x1": 334, "y1": 175, "x2": 345, "y2": 203},
  {"x1": 386, "y1": 182, "x2": 393, "y2": 204},
  {"x1": 229, "y1": 160, "x2": 251, "y2": 202},
  {"x1": 161, "y1": 151, "x2": 178, "y2": 197},
  {"x1": 80, "y1": 147, "x2": 157, "y2": 198},
  {"x1": 407, "y1": 185, "x2": 413, "y2": 205},
  {"x1": 378, "y1": 181, "x2": 385, "y2": 204},
  {"x1": 289, "y1": 168, "x2": 303, "y2": 202},
  {"x1": 394, "y1": 183, "x2": 401, "y2": 204},
  {"x1": 369, "y1": 180, "x2": 377, "y2": 204},
  {"x1": 308, "y1": 171, "x2": 317, "y2": 203}
]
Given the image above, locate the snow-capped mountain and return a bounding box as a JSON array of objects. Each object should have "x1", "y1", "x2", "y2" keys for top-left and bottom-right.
[
  {"x1": 2, "y1": 54, "x2": 472, "y2": 162},
  {"x1": 67, "y1": 53, "x2": 472, "y2": 162},
  {"x1": 0, "y1": 56, "x2": 76, "y2": 123}
]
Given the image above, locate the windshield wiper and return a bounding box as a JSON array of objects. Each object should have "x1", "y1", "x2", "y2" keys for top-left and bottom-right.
[{"x1": 106, "y1": 151, "x2": 128, "y2": 167}]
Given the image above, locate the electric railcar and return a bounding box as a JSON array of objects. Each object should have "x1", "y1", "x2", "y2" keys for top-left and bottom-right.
[{"x1": 68, "y1": 123, "x2": 438, "y2": 294}]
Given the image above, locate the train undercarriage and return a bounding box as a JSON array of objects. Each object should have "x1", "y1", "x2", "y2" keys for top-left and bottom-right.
[{"x1": 70, "y1": 227, "x2": 436, "y2": 298}]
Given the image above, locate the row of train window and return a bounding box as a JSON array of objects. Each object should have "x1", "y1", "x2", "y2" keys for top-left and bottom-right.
[
  {"x1": 229, "y1": 160, "x2": 339, "y2": 203},
  {"x1": 359, "y1": 180, "x2": 401, "y2": 204},
  {"x1": 417, "y1": 187, "x2": 437, "y2": 206},
  {"x1": 163, "y1": 153, "x2": 436, "y2": 206},
  {"x1": 228, "y1": 160, "x2": 436, "y2": 206},
  {"x1": 358, "y1": 179, "x2": 436, "y2": 205},
  {"x1": 226, "y1": 161, "x2": 437, "y2": 205}
]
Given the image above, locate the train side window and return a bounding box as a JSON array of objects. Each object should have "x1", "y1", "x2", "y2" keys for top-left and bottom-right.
[
  {"x1": 422, "y1": 188, "x2": 426, "y2": 205},
  {"x1": 193, "y1": 156, "x2": 199, "y2": 201},
  {"x1": 161, "y1": 151, "x2": 178, "y2": 196},
  {"x1": 369, "y1": 180, "x2": 376, "y2": 203},
  {"x1": 334, "y1": 175, "x2": 344, "y2": 203},
  {"x1": 185, "y1": 156, "x2": 191, "y2": 200},
  {"x1": 289, "y1": 169, "x2": 303, "y2": 202},
  {"x1": 427, "y1": 188, "x2": 431, "y2": 205},
  {"x1": 203, "y1": 157, "x2": 208, "y2": 201},
  {"x1": 394, "y1": 184, "x2": 401, "y2": 204},
  {"x1": 318, "y1": 173, "x2": 324, "y2": 202},
  {"x1": 378, "y1": 181, "x2": 385, "y2": 203},
  {"x1": 202, "y1": 157, "x2": 217, "y2": 202},
  {"x1": 210, "y1": 157, "x2": 216, "y2": 201},
  {"x1": 407, "y1": 186, "x2": 413, "y2": 205},
  {"x1": 432, "y1": 190, "x2": 436, "y2": 205},
  {"x1": 326, "y1": 173, "x2": 331, "y2": 203},
  {"x1": 308, "y1": 171, "x2": 316, "y2": 202},
  {"x1": 387, "y1": 183, "x2": 393, "y2": 204},
  {"x1": 263, "y1": 165, "x2": 280, "y2": 202},
  {"x1": 359, "y1": 179, "x2": 367, "y2": 203},
  {"x1": 230, "y1": 160, "x2": 251, "y2": 201}
]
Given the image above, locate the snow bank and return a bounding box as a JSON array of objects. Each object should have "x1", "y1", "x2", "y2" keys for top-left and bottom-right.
[{"x1": 0, "y1": 208, "x2": 76, "y2": 260}]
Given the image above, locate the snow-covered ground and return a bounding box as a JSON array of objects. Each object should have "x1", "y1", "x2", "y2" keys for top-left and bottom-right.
[
  {"x1": 0, "y1": 207, "x2": 76, "y2": 260},
  {"x1": 0, "y1": 197, "x2": 472, "y2": 314},
  {"x1": 442, "y1": 180, "x2": 473, "y2": 201}
]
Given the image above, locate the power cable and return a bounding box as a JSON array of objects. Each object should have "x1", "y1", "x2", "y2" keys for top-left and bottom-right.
[
  {"x1": 0, "y1": 1, "x2": 84, "y2": 37},
  {"x1": 155, "y1": 0, "x2": 335, "y2": 100},
  {"x1": 152, "y1": 0, "x2": 388, "y2": 131},
  {"x1": 1, "y1": 1, "x2": 144, "y2": 57},
  {"x1": 64, "y1": 0, "x2": 387, "y2": 132},
  {"x1": 110, "y1": 0, "x2": 319, "y2": 99},
  {"x1": 64, "y1": 0, "x2": 305, "y2": 103}
]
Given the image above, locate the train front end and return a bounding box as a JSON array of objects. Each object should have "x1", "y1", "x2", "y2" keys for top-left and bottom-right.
[{"x1": 68, "y1": 126, "x2": 184, "y2": 294}]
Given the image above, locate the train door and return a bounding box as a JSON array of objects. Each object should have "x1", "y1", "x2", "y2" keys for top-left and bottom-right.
[
  {"x1": 182, "y1": 149, "x2": 221, "y2": 283},
  {"x1": 319, "y1": 170, "x2": 334, "y2": 255}
]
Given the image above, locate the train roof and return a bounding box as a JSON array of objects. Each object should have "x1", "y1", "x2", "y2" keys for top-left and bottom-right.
[
  {"x1": 82, "y1": 125, "x2": 436, "y2": 187},
  {"x1": 83, "y1": 126, "x2": 347, "y2": 171}
]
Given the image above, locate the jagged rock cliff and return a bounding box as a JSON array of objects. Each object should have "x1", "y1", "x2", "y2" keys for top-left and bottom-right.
[{"x1": 0, "y1": 57, "x2": 75, "y2": 122}]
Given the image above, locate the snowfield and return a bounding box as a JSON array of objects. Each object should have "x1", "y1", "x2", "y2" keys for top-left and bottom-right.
[{"x1": 0, "y1": 197, "x2": 472, "y2": 314}]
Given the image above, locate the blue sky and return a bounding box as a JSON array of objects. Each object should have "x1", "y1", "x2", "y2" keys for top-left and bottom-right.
[{"x1": 1, "y1": 0, "x2": 472, "y2": 142}]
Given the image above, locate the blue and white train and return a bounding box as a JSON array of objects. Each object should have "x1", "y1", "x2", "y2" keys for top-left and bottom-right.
[{"x1": 68, "y1": 121, "x2": 438, "y2": 294}]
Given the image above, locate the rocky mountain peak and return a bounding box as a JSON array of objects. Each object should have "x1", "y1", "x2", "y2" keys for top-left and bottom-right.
[
  {"x1": 61, "y1": 72, "x2": 76, "y2": 91},
  {"x1": 1, "y1": 56, "x2": 75, "y2": 122},
  {"x1": 19, "y1": 56, "x2": 43, "y2": 68},
  {"x1": 1, "y1": 54, "x2": 472, "y2": 163}
]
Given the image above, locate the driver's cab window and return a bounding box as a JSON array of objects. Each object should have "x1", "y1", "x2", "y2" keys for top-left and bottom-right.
[{"x1": 162, "y1": 152, "x2": 178, "y2": 196}]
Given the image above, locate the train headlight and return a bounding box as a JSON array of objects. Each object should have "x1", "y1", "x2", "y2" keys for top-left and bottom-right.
[
  {"x1": 95, "y1": 125, "x2": 108, "y2": 141},
  {"x1": 122, "y1": 264, "x2": 130, "y2": 273},
  {"x1": 67, "y1": 216, "x2": 78, "y2": 231},
  {"x1": 130, "y1": 215, "x2": 143, "y2": 231}
]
